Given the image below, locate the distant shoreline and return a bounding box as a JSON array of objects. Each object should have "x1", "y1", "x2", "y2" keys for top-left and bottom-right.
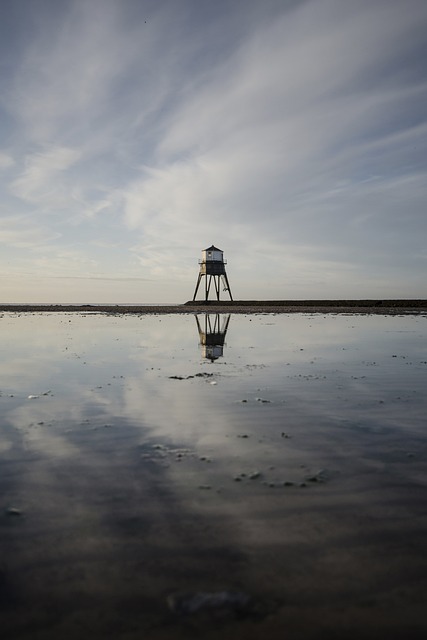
[{"x1": 1, "y1": 300, "x2": 426, "y2": 315}]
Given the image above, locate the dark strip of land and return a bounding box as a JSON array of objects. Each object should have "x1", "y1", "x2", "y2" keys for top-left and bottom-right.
[{"x1": 0, "y1": 300, "x2": 426, "y2": 315}]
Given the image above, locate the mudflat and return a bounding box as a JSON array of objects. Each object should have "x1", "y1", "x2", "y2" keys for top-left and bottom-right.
[{"x1": 1, "y1": 299, "x2": 426, "y2": 314}]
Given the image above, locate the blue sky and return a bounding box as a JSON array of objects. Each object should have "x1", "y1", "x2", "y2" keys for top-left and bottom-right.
[{"x1": 1, "y1": 0, "x2": 426, "y2": 303}]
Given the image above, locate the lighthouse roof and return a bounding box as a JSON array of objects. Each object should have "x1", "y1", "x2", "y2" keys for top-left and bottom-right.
[{"x1": 204, "y1": 245, "x2": 222, "y2": 252}]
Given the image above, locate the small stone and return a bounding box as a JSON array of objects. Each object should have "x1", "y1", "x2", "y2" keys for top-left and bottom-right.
[
  {"x1": 198, "y1": 485, "x2": 211, "y2": 490},
  {"x1": 283, "y1": 481, "x2": 294, "y2": 487},
  {"x1": 249, "y1": 471, "x2": 261, "y2": 480},
  {"x1": 6, "y1": 507, "x2": 22, "y2": 516}
]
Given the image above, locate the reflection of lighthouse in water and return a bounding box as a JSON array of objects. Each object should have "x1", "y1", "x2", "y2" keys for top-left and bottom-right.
[{"x1": 195, "y1": 314, "x2": 231, "y2": 362}]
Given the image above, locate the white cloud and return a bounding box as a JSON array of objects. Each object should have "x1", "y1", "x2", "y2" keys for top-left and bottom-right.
[
  {"x1": 11, "y1": 146, "x2": 81, "y2": 206},
  {"x1": 0, "y1": 151, "x2": 15, "y2": 169},
  {"x1": 118, "y1": 0, "x2": 427, "y2": 293},
  {"x1": 8, "y1": 1, "x2": 133, "y2": 140},
  {"x1": 0, "y1": 216, "x2": 61, "y2": 249}
]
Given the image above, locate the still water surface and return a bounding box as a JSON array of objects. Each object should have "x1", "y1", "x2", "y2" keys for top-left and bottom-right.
[{"x1": 1, "y1": 312, "x2": 426, "y2": 639}]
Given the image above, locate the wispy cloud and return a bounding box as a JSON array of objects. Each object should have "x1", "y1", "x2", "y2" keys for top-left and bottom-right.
[
  {"x1": 0, "y1": 215, "x2": 61, "y2": 249},
  {"x1": 122, "y1": 0, "x2": 427, "y2": 261},
  {"x1": 0, "y1": 151, "x2": 15, "y2": 169},
  {"x1": 11, "y1": 146, "x2": 81, "y2": 206}
]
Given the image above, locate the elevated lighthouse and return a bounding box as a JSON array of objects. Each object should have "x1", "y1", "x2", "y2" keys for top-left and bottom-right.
[{"x1": 192, "y1": 245, "x2": 233, "y2": 302}]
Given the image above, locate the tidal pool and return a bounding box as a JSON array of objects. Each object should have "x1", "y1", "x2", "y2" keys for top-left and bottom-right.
[{"x1": 1, "y1": 312, "x2": 426, "y2": 639}]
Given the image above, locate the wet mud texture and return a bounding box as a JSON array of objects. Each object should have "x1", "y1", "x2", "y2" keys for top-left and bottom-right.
[{"x1": 1, "y1": 299, "x2": 427, "y2": 315}]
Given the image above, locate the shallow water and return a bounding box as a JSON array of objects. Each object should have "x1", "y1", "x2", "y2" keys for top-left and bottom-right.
[{"x1": 1, "y1": 312, "x2": 426, "y2": 639}]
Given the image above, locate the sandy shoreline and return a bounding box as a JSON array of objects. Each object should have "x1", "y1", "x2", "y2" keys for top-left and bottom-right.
[{"x1": 1, "y1": 300, "x2": 426, "y2": 315}]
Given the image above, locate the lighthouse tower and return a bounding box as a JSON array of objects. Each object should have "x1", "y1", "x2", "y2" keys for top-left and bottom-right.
[{"x1": 192, "y1": 245, "x2": 233, "y2": 302}]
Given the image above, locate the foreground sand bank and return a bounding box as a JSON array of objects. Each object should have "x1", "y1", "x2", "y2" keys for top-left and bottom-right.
[{"x1": 1, "y1": 300, "x2": 426, "y2": 315}]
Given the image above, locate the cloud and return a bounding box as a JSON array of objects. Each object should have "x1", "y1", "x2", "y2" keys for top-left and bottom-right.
[
  {"x1": 7, "y1": 1, "x2": 135, "y2": 141},
  {"x1": 51, "y1": 275, "x2": 152, "y2": 282},
  {"x1": 11, "y1": 146, "x2": 81, "y2": 207},
  {"x1": 0, "y1": 151, "x2": 15, "y2": 169},
  {"x1": 120, "y1": 0, "x2": 427, "y2": 283},
  {"x1": 0, "y1": 216, "x2": 61, "y2": 249},
  {"x1": 4, "y1": 0, "x2": 201, "y2": 149}
]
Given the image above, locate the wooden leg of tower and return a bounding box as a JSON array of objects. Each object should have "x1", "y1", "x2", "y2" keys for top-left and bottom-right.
[
  {"x1": 215, "y1": 276, "x2": 220, "y2": 301},
  {"x1": 223, "y1": 271, "x2": 233, "y2": 301},
  {"x1": 193, "y1": 273, "x2": 203, "y2": 301},
  {"x1": 206, "y1": 275, "x2": 212, "y2": 301}
]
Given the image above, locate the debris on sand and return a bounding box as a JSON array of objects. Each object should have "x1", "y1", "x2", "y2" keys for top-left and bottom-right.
[
  {"x1": 169, "y1": 372, "x2": 216, "y2": 380},
  {"x1": 28, "y1": 390, "x2": 52, "y2": 399},
  {"x1": 304, "y1": 469, "x2": 330, "y2": 483},
  {"x1": 5, "y1": 507, "x2": 23, "y2": 516}
]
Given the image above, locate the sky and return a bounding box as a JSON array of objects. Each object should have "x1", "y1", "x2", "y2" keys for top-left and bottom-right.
[{"x1": 0, "y1": 0, "x2": 426, "y2": 303}]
